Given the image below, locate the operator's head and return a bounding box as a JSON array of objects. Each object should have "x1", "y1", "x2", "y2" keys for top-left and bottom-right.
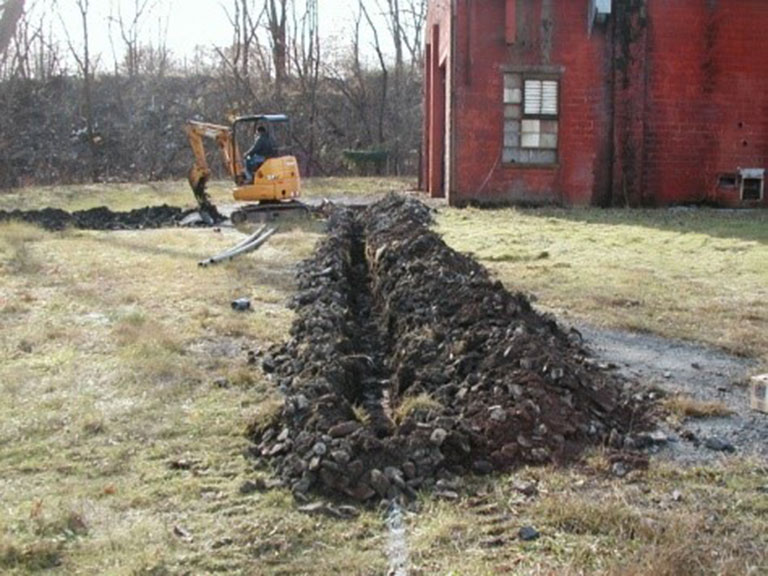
[{"x1": 257, "y1": 125, "x2": 267, "y2": 134}]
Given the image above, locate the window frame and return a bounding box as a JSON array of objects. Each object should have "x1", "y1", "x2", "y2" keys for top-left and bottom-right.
[
  {"x1": 521, "y1": 76, "x2": 560, "y2": 121},
  {"x1": 501, "y1": 68, "x2": 562, "y2": 167}
]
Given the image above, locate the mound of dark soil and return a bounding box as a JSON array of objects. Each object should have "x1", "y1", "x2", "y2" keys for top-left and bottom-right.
[
  {"x1": 253, "y1": 195, "x2": 651, "y2": 502},
  {"x1": 0, "y1": 204, "x2": 187, "y2": 231}
]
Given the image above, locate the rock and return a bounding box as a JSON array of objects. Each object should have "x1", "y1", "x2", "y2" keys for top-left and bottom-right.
[
  {"x1": 680, "y1": 429, "x2": 698, "y2": 443},
  {"x1": 512, "y1": 481, "x2": 538, "y2": 497},
  {"x1": 261, "y1": 356, "x2": 276, "y2": 373},
  {"x1": 436, "y1": 477, "x2": 463, "y2": 492},
  {"x1": 312, "y1": 442, "x2": 327, "y2": 456},
  {"x1": 402, "y1": 461, "x2": 417, "y2": 479},
  {"x1": 173, "y1": 525, "x2": 192, "y2": 541},
  {"x1": 267, "y1": 442, "x2": 288, "y2": 456},
  {"x1": 472, "y1": 460, "x2": 494, "y2": 475},
  {"x1": 348, "y1": 459, "x2": 364, "y2": 479},
  {"x1": 212, "y1": 537, "x2": 234, "y2": 549},
  {"x1": 608, "y1": 428, "x2": 623, "y2": 449},
  {"x1": 530, "y1": 448, "x2": 550, "y2": 463},
  {"x1": 213, "y1": 377, "x2": 230, "y2": 389},
  {"x1": 348, "y1": 482, "x2": 377, "y2": 502},
  {"x1": 294, "y1": 394, "x2": 310, "y2": 411},
  {"x1": 308, "y1": 456, "x2": 322, "y2": 472},
  {"x1": 501, "y1": 443, "x2": 519, "y2": 459},
  {"x1": 635, "y1": 430, "x2": 668, "y2": 448},
  {"x1": 430, "y1": 427, "x2": 448, "y2": 447},
  {"x1": 335, "y1": 505, "x2": 360, "y2": 519},
  {"x1": 370, "y1": 469, "x2": 391, "y2": 497},
  {"x1": 292, "y1": 475, "x2": 313, "y2": 495},
  {"x1": 671, "y1": 490, "x2": 684, "y2": 502},
  {"x1": 277, "y1": 428, "x2": 290, "y2": 442},
  {"x1": 489, "y1": 406, "x2": 507, "y2": 422},
  {"x1": 649, "y1": 430, "x2": 669, "y2": 444},
  {"x1": 612, "y1": 461, "x2": 628, "y2": 478},
  {"x1": 435, "y1": 490, "x2": 459, "y2": 501},
  {"x1": 298, "y1": 502, "x2": 337, "y2": 517},
  {"x1": 328, "y1": 421, "x2": 361, "y2": 438},
  {"x1": 331, "y1": 450, "x2": 351, "y2": 466},
  {"x1": 704, "y1": 437, "x2": 736, "y2": 453},
  {"x1": 239, "y1": 479, "x2": 266, "y2": 494},
  {"x1": 384, "y1": 467, "x2": 406, "y2": 489},
  {"x1": 517, "y1": 434, "x2": 533, "y2": 448},
  {"x1": 519, "y1": 526, "x2": 540, "y2": 541}
]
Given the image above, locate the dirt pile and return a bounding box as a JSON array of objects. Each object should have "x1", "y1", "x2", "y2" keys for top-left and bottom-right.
[
  {"x1": 253, "y1": 195, "x2": 650, "y2": 502},
  {"x1": 0, "y1": 205, "x2": 187, "y2": 231}
]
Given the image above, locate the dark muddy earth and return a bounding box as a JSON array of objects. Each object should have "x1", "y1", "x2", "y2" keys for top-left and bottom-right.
[
  {"x1": 253, "y1": 196, "x2": 657, "y2": 503},
  {"x1": 0, "y1": 205, "x2": 189, "y2": 230},
  {"x1": 579, "y1": 326, "x2": 766, "y2": 463}
]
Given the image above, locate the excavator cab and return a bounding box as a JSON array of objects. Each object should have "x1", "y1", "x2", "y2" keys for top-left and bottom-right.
[
  {"x1": 184, "y1": 113, "x2": 303, "y2": 225},
  {"x1": 231, "y1": 114, "x2": 300, "y2": 203}
]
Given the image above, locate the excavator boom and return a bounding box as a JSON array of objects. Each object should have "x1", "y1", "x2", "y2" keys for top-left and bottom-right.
[{"x1": 184, "y1": 121, "x2": 242, "y2": 222}]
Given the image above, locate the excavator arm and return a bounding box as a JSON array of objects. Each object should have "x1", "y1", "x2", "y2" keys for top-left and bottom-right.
[{"x1": 184, "y1": 121, "x2": 243, "y2": 222}]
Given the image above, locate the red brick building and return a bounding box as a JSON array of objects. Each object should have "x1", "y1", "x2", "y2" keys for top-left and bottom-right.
[{"x1": 422, "y1": 0, "x2": 768, "y2": 207}]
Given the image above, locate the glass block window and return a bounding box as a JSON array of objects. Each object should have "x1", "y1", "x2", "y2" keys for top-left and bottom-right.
[{"x1": 503, "y1": 73, "x2": 559, "y2": 165}]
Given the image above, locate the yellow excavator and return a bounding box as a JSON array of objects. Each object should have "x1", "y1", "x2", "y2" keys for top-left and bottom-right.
[{"x1": 184, "y1": 114, "x2": 305, "y2": 224}]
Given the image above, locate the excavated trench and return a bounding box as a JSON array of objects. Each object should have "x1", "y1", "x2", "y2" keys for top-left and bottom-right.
[
  {"x1": 254, "y1": 195, "x2": 653, "y2": 502},
  {"x1": 345, "y1": 222, "x2": 396, "y2": 438}
]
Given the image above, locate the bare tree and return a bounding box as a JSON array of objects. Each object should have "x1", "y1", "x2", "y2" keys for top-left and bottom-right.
[
  {"x1": 391, "y1": 0, "x2": 425, "y2": 70},
  {"x1": 264, "y1": 0, "x2": 287, "y2": 95},
  {"x1": 62, "y1": 0, "x2": 100, "y2": 181},
  {"x1": 359, "y1": 0, "x2": 388, "y2": 150},
  {"x1": 110, "y1": 0, "x2": 156, "y2": 77},
  {"x1": 0, "y1": 0, "x2": 25, "y2": 63},
  {"x1": 289, "y1": 0, "x2": 322, "y2": 174},
  {"x1": 324, "y1": 8, "x2": 373, "y2": 147}
]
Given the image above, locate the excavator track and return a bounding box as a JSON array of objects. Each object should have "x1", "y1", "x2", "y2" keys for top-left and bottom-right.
[{"x1": 230, "y1": 200, "x2": 313, "y2": 226}]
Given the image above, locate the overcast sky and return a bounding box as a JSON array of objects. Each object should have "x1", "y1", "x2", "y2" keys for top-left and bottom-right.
[{"x1": 45, "y1": 0, "x2": 392, "y2": 66}]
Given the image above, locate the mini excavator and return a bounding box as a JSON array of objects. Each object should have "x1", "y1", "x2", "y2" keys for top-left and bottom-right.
[{"x1": 184, "y1": 114, "x2": 306, "y2": 224}]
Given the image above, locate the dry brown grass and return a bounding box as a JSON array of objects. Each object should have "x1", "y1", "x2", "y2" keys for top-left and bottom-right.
[
  {"x1": 394, "y1": 392, "x2": 443, "y2": 424},
  {"x1": 245, "y1": 390, "x2": 285, "y2": 436},
  {"x1": 663, "y1": 394, "x2": 733, "y2": 420}
]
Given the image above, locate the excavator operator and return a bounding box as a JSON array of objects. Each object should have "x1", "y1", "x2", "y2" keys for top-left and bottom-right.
[{"x1": 244, "y1": 125, "x2": 278, "y2": 184}]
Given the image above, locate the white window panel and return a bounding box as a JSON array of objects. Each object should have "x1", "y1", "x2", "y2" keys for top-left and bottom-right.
[
  {"x1": 540, "y1": 133, "x2": 558, "y2": 149},
  {"x1": 542, "y1": 81, "x2": 558, "y2": 115},
  {"x1": 524, "y1": 79, "x2": 559, "y2": 116},
  {"x1": 521, "y1": 133, "x2": 541, "y2": 148},
  {"x1": 521, "y1": 119, "x2": 540, "y2": 134},
  {"x1": 524, "y1": 80, "x2": 542, "y2": 115}
]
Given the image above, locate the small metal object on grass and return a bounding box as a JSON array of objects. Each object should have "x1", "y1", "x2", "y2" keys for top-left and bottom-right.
[
  {"x1": 750, "y1": 374, "x2": 768, "y2": 414},
  {"x1": 231, "y1": 298, "x2": 251, "y2": 311}
]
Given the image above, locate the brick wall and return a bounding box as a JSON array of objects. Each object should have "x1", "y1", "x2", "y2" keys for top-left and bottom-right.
[
  {"x1": 447, "y1": 0, "x2": 614, "y2": 205},
  {"x1": 642, "y1": 0, "x2": 768, "y2": 206},
  {"x1": 423, "y1": 0, "x2": 768, "y2": 206}
]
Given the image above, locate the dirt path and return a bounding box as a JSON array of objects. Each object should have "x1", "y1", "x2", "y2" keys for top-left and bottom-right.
[{"x1": 580, "y1": 325, "x2": 766, "y2": 463}]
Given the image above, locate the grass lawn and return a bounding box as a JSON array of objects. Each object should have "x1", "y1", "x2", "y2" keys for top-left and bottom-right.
[
  {"x1": 437, "y1": 207, "x2": 768, "y2": 361},
  {"x1": 0, "y1": 179, "x2": 766, "y2": 575}
]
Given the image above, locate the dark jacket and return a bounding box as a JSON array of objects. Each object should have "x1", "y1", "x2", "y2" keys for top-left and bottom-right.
[{"x1": 246, "y1": 132, "x2": 278, "y2": 159}]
